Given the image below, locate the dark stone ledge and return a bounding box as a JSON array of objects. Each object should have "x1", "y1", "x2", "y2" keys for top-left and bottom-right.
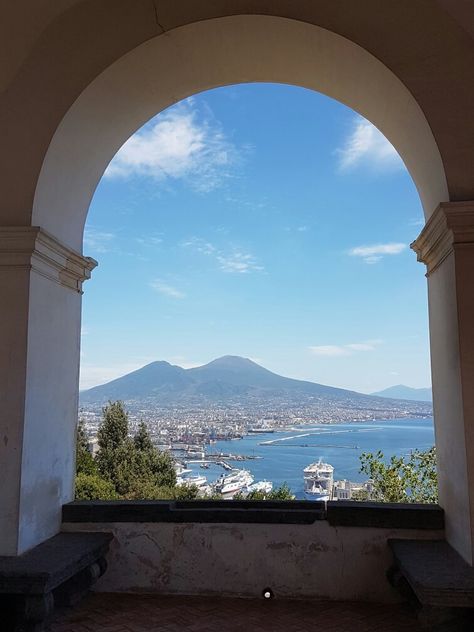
[
  {"x1": 63, "y1": 500, "x2": 326, "y2": 524},
  {"x1": 63, "y1": 500, "x2": 444, "y2": 530},
  {"x1": 327, "y1": 501, "x2": 444, "y2": 530}
]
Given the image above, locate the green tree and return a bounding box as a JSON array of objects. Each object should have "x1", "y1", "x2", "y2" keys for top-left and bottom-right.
[
  {"x1": 126, "y1": 480, "x2": 200, "y2": 500},
  {"x1": 134, "y1": 420, "x2": 155, "y2": 452},
  {"x1": 133, "y1": 421, "x2": 177, "y2": 489},
  {"x1": 94, "y1": 407, "x2": 178, "y2": 498},
  {"x1": 268, "y1": 482, "x2": 294, "y2": 500},
  {"x1": 235, "y1": 482, "x2": 295, "y2": 501},
  {"x1": 96, "y1": 401, "x2": 129, "y2": 485},
  {"x1": 75, "y1": 472, "x2": 117, "y2": 500},
  {"x1": 75, "y1": 419, "x2": 97, "y2": 476},
  {"x1": 359, "y1": 446, "x2": 438, "y2": 503}
]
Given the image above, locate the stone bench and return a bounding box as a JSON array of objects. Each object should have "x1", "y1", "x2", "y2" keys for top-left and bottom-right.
[
  {"x1": 0, "y1": 531, "x2": 113, "y2": 631},
  {"x1": 388, "y1": 539, "x2": 474, "y2": 630}
]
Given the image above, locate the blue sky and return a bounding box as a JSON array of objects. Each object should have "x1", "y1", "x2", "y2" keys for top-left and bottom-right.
[{"x1": 80, "y1": 83, "x2": 430, "y2": 394}]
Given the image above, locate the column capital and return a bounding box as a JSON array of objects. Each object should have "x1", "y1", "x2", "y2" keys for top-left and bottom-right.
[
  {"x1": 411, "y1": 202, "x2": 474, "y2": 275},
  {"x1": 0, "y1": 226, "x2": 97, "y2": 292}
]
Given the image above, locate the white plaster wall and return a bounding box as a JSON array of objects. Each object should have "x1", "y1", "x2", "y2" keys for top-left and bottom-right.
[
  {"x1": 17, "y1": 270, "x2": 83, "y2": 554},
  {"x1": 427, "y1": 253, "x2": 472, "y2": 563},
  {"x1": 63, "y1": 522, "x2": 444, "y2": 603}
]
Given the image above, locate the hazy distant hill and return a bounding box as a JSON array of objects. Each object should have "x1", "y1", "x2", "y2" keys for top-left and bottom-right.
[
  {"x1": 371, "y1": 384, "x2": 432, "y2": 402},
  {"x1": 80, "y1": 355, "x2": 432, "y2": 415}
]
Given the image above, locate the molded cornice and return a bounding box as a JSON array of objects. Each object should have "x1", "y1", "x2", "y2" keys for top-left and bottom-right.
[
  {"x1": 0, "y1": 226, "x2": 97, "y2": 292},
  {"x1": 411, "y1": 202, "x2": 474, "y2": 276}
]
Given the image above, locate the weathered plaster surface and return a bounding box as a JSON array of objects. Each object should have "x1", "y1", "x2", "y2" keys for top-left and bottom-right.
[{"x1": 62, "y1": 522, "x2": 444, "y2": 603}]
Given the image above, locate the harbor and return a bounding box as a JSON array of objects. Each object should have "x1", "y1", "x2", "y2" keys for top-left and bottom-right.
[{"x1": 180, "y1": 418, "x2": 435, "y2": 499}]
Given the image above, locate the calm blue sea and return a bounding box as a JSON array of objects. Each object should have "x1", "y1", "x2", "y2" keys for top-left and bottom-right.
[{"x1": 186, "y1": 418, "x2": 435, "y2": 498}]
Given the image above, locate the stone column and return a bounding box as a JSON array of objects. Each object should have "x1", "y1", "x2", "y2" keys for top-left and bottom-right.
[
  {"x1": 412, "y1": 202, "x2": 474, "y2": 564},
  {"x1": 0, "y1": 227, "x2": 96, "y2": 556}
]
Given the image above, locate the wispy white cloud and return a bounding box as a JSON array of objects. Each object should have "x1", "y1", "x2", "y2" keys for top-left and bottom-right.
[
  {"x1": 336, "y1": 117, "x2": 403, "y2": 172},
  {"x1": 150, "y1": 279, "x2": 185, "y2": 299},
  {"x1": 309, "y1": 345, "x2": 352, "y2": 357},
  {"x1": 136, "y1": 234, "x2": 163, "y2": 247},
  {"x1": 182, "y1": 237, "x2": 264, "y2": 274},
  {"x1": 105, "y1": 103, "x2": 238, "y2": 191},
  {"x1": 83, "y1": 227, "x2": 116, "y2": 253},
  {"x1": 348, "y1": 242, "x2": 406, "y2": 264},
  {"x1": 217, "y1": 251, "x2": 264, "y2": 274},
  {"x1": 309, "y1": 339, "x2": 382, "y2": 357},
  {"x1": 181, "y1": 237, "x2": 216, "y2": 255}
]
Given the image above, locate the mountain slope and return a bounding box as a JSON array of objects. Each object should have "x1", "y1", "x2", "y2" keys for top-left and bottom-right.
[
  {"x1": 188, "y1": 356, "x2": 353, "y2": 393},
  {"x1": 371, "y1": 385, "x2": 432, "y2": 402},
  {"x1": 80, "y1": 361, "x2": 192, "y2": 403},
  {"x1": 80, "y1": 356, "x2": 432, "y2": 414}
]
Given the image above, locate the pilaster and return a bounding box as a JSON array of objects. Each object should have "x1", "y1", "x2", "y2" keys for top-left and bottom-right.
[
  {"x1": 411, "y1": 202, "x2": 474, "y2": 275},
  {"x1": 412, "y1": 202, "x2": 474, "y2": 564},
  {"x1": 0, "y1": 226, "x2": 96, "y2": 555},
  {"x1": 0, "y1": 227, "x2": 97, "y2": 292}
]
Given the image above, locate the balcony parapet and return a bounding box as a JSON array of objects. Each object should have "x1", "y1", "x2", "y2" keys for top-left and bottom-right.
[
  {"x1": 327, "y1": 501, "x2": 444, "y2": 530},
  {"x1": 63, "y1": 500, "x2": 444, "y2": 530}
]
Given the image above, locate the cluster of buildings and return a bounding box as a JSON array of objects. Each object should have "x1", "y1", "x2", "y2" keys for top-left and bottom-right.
[{"x1": 79, "y1": 397, "x2": 431, "y2": 450}]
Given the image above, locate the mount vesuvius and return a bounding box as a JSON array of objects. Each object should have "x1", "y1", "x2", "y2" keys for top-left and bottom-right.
[{"x1": 80, "y1": 356, "x2": 432, "y2": 416}]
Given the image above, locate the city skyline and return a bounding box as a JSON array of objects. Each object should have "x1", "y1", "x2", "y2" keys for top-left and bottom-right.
[{"x1": 81, "y1": 83, "x2": 431, "y2": 394}]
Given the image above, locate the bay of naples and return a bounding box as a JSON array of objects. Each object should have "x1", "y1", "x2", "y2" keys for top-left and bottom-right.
[{"x1": 185, "y1": 418, "x2": 435, "y2": 498}]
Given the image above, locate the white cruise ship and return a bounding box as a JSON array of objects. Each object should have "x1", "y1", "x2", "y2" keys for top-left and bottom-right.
[
  {"x1": 303, "y1": 460, "x2": 334, "y2": 501},
  {"x1": 179, "y1": 474, "x2": 208, "y2": 488},
  {"x1": 214, "y1": 469, "x2": 254, "y2": 498},
  {"x1": 245, "y1": 480, "x2": 273, "y2": 495}
]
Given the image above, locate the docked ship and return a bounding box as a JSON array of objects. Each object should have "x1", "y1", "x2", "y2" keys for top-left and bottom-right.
[
  {"x1": 214, "y1": 469, "x2": 254, "y2": 498},
  {"x1": 303, "y1": 460, "x2": 334, "y2": 501},
  {"x1": 246, "y1": 480, "x2": 273, "y2": 495},
  {"x1": 177, "y1": 473, "x2": 209, "y2": 490}
]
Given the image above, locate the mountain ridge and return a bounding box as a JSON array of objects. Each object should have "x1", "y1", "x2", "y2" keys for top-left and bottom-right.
[
  {"x1": 371, "y1": 384, "x2": 432, "y2": 402},
  {"x1": 80, "y1": 356, "x2": 432, "y2": 415}
]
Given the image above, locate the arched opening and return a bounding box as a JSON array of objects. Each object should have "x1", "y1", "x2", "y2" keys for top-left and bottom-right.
[
  {"x1": 4, "y1": 13, "x2": 474, "y2": 577},
  {"x1": 32, "y1": 15, "x2": 448, "y2": 250},
  {"x1": 78, "y1": 82, "x2": 435, "y2": 505}
]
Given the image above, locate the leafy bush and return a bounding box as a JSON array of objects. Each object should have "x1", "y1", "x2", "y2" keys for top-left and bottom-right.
[
  {"x1": 76, "y1": 419, "x2": 98, "y2": 476},
  {"x1": 75, "y1": 473, "x2": 117, "y2": 500},
  {"x1": 359, "y1": 446, "x2": 438, "y2": 503},
  {"x1": 77, "y1": 402, "x2": 178, "y2": 500},
  {"x1": 235, "y1": 482, "x2": 295, "y2": 501}
]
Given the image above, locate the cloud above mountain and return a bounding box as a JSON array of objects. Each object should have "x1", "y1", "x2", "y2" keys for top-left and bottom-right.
[{"x1": 105, "y1": 101, "x2": 239, "y2": 191}]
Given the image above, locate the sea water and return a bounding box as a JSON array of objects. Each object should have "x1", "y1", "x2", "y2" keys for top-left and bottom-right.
[{"x1": 186, "y1": 418, "x2": 435, "y2": 498}]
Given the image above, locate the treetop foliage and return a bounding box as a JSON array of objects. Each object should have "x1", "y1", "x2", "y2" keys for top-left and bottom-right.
[
  {"x1": 359, "y1": 446, "x2": 438, "y2": 504},
  {"x1": 76, "y1": 402, "x2": 438, "y2": 505},
  {"x1": 77, "y1": 402, "x2": 178, "y2": 500}
]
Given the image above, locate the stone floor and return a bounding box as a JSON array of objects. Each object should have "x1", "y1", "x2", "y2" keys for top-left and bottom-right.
[{"x1": 51, "y1": 593, "x2": 423, "y2": 631}]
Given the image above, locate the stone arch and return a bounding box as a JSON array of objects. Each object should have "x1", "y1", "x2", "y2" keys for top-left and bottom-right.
[
  {"x1": 32, "y1": 15, "x2": 448, "y2": 251},
  {"x1": 6, "y1": 12, "x2": 474, "y2": 566}
]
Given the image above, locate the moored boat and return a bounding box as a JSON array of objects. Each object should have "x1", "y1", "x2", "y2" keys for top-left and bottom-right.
[
  {"x1": 303, "y1": 460, "x2": 334, "y2": 501},
  {"x1": 245, "y1": 480, "x2": 273, "y2": 495},
  {"x1": 214, "y1": 469, "x2": 254, "y2": 498}
]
